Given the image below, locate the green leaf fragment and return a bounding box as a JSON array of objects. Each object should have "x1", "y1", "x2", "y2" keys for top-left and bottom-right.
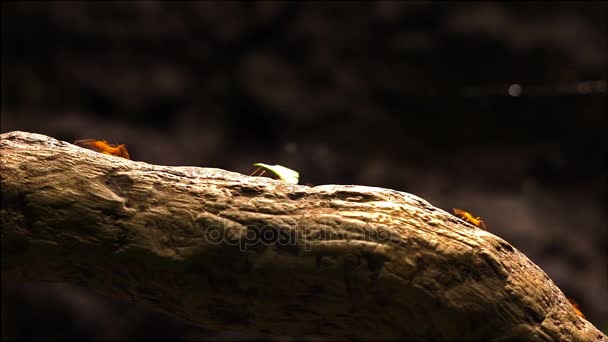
[{"x1": 252, "y1": 163, "x2": 300, "y2": 184}]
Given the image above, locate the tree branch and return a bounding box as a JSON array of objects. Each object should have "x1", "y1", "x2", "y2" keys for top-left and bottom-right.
[{"x1": 1, "y1": 131, "x2": 605, "y2": 340}]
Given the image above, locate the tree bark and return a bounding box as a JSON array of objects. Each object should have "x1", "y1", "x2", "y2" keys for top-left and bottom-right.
[{"x1": 1, "y1": 131, "x2": 605, "y2": 341}]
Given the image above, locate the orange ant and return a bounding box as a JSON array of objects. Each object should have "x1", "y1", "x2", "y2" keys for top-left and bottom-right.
[
  {"x1": 567, "y1": 297, "x2": 586, "y2": 319},
  {"x1": 74, "y1": 139, "x2": 131, "y2": 160},
  {"x1": 453, "y1": 208, "x2": 487, "y2": 230}
]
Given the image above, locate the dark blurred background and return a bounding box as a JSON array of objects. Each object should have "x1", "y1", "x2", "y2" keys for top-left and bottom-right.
[{"x1": 1, "y1": 1, "x2": 607, "y2": 339}]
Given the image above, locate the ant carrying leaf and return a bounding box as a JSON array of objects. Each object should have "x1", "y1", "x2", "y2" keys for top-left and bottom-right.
[
  {"x1": 250, "y1": 163, "x2": 299, "y2": 184},
  {"x1": 74, "y1": 139, "x2": 131, "y2": 160},
  {"x1": 453, "y1": 208, "x2": 487, "y2": 230}
]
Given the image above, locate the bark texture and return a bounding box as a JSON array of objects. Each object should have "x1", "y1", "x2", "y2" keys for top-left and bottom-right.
[{"x1": 1, "y1": 131, "x2": 605, "y2": 341}]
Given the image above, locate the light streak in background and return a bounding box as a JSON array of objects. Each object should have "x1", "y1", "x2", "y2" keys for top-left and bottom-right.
[{"x1": 462, "y1": 79, "x2": 606, "y2": 97}]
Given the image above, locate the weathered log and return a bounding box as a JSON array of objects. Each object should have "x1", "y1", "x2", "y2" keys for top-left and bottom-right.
[{"x1": 1, "y1": 131, "x2": 605, "y2": 341}]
